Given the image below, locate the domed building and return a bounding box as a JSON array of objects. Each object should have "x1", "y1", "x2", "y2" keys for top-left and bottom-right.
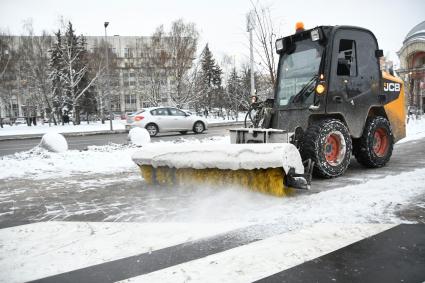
[{"x1": 397, "y1": 20, "x2": 425, "y2": 114}]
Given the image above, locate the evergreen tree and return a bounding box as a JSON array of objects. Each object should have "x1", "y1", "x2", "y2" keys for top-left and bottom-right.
[
  {"x1": 50, "y1": 22, "x2": 100, "y2": 125},
  {"x1": 49, "y1": 30, "x2": 71, "y2": 124},
  {"x1": 198, "y1": 44, "x2": 222, "y2": 111}
]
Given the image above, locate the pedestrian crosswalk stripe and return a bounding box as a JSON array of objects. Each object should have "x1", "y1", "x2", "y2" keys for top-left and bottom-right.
[
  {"x1": 0, "y1": 221, "x2": 247, "y2": 283},
  {"x1": 117, "y1": 224, "x2": 394, "y2": 283}
]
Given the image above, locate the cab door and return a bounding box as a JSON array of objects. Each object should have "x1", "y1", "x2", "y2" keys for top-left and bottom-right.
[{"x1": 326, "y1": 28, "x2": 381, "y2": 137}]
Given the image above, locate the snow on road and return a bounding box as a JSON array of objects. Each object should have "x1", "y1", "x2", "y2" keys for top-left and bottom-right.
[{"x1": 1, "y1": 118, "x2": 425, "y2": 282}]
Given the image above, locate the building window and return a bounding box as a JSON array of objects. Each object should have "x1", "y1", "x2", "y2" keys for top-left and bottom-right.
[
  {"x1": 337, "y1": 39, "x2": 357, "y2": 77},
  {"x1": 125, "y1": 95, "x2": 136, "y2": 104},
  {"x1": 124, "y1": 48, "x2": 132, "y2": 58}
]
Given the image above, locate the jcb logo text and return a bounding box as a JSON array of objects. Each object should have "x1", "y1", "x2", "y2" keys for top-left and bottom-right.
[{"x1": 384, "y1": 82, "x2": 400, "y2": 92}]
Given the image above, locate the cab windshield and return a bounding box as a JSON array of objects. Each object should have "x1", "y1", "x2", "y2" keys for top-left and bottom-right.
[{"x1": 276, "y1": 40, "x2": 323, "y2": 106}]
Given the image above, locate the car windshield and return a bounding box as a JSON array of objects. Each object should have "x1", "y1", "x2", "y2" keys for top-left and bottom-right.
[{"x1": 276, "y1": 39, "x2": 323, "y2": 106}]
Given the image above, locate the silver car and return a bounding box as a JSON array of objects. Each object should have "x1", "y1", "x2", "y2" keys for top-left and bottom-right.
[{"x1": 126, "y1": 107, "x2": 208, "y2": 136}]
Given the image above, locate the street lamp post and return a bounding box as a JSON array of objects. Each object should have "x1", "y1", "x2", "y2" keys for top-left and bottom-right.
[
  {"x1": 246, "y1": 11, "x2": 255, "y2": 98},
  {"x1": 104, "y1": 21, "x2": 113, "y2": 131}
]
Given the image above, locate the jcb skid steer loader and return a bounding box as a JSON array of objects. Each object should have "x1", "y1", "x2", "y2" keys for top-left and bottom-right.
[{"x1": 133, "y1": 24, "x2": 406, "y2": 196}]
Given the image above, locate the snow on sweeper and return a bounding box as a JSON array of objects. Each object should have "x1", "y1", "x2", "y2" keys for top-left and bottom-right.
[{"x1": 132, "y1": 23, "x2": 406, "y2": 197}]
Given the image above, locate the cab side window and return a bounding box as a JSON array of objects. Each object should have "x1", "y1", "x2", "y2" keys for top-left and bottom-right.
[{"x1": 337, "y1": 39, "x2": 357, "y2": 76}]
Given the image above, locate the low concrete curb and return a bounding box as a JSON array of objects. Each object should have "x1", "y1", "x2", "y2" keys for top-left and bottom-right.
[{"x1": 0, "y1": 121, "x2": 244, "y2": 141}]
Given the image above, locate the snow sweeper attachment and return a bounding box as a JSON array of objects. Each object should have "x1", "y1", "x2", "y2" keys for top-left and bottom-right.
[{"x1": 132, "y1": 143, "x2": 312, "y2": 197}]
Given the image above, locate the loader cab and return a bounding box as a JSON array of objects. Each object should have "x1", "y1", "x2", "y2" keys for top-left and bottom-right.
[{"x1": 273, "y1": 25, "x2": 383, "y2": 138}]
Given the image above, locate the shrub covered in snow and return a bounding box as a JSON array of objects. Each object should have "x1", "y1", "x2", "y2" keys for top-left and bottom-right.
[
  {"x1": 128, "y1": 128, "x2": 151, "y2": 145},
  {"x1": 39, "y1": 133, "x2": 68, "y2": 153}
]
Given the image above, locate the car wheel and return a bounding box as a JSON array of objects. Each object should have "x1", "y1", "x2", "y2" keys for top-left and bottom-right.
[
  {"x1": 145, "y1": 123, "x2": 159, "y2": 137},
  {"x1": 179, "y1": 131, "x2": 188, "y2": 135},
  {"x1": 193, "y1": 121, "x2": 205, "y2": 134}
]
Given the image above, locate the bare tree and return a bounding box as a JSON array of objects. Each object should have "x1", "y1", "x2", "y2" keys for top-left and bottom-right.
[
  {"x1": 249, "y1": 1, "x2": 278, "y2": 87},
  {"x1": 138, "y1": 26, "x2": 169, "y2": 106},
  {"x1": 0, "y1": 31, "x2": 16, "y2": 124},
  {"x1": 87, "y1": 38, "x2": 118, "y2": 123},
  {"x1": 19, "y1": 21, "x2": 56, "y2": 124},
  {"x1": 168, "y1": 19, "x2": 199, "y2": 107}
]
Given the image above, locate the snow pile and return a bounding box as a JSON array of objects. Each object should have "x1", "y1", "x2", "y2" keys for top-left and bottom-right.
[
  {"x1": 0, "y1": 145, "x2": 137, "y2": 180},
  {"x1": 0, "y1": 136, "x2": 230, "y2": 180},
  {"x1": 0, "y1": 120, "x2": 126, "y2": 137},
  {"x1": 39, "y1": 133, "x2": 68, "y2": 153},
  {"x1": 128, "y1": 128, "x2": 150, "y2": 145},
  {"x1": 132, "y1": 143, "x2": 304, "y2": 173},
  {"x1": 399, "y1": 117, "x2": 425, "y2": 143}
]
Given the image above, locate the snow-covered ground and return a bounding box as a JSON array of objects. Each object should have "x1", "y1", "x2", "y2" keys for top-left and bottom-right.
[
  {"x1": 399, "y1": 116, "x2": 425, "y2": 143},
  {"x1": 1, "y1": 117, "x2": 425, "y2": 283},
  {"x1": 0, "y1": 114, "x2": 245, "y2": 137}
]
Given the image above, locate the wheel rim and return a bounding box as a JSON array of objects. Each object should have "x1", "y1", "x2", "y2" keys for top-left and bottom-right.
[
  {"x1": 324, "y1": 132, "x2": 346, "y2": 165},
  {"x1": 146, "y1": 125, "x2": 157, "y2": 135},
  {"x1": 373, "y1": 128, "x2": 389, "y2": 157},
  {"x1": 195, "y1": 122, "x2": 203, "y2": 133}
]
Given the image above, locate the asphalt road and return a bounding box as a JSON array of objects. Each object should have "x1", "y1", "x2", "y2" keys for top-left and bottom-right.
[
  {"x1": 1, "y1": 136, "x2": 424, "y2": 227},
  {"x1": 0, "y1": 125, "x2": 238, "y2": 156}
]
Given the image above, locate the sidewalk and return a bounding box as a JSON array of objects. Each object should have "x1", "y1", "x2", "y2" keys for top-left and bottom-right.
[{"x1": 0, "y1": 120, "x2": 244, "y2": 141}]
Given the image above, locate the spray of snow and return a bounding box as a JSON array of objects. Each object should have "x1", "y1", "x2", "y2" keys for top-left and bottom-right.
[
  {"x1": 128, "y1": 128, "x2": 151, "y2": 145},
  {"x1": 39, "y1": 133, "x2": 68, "y2": 153}
]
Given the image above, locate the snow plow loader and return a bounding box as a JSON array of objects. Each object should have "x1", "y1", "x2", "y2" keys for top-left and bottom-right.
[{"x1": 132, "y1": 24, "x2": 406, "y2": 197}]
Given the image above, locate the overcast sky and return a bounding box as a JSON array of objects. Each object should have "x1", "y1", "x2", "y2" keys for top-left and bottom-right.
[{"x1": 1, "y1": 0, "x2": 424, "y2": 66}]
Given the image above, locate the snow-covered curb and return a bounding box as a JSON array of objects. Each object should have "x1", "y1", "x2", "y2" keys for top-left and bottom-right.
[{"x1": 0, "y1": 137, "x2": 229, "y2": 180}]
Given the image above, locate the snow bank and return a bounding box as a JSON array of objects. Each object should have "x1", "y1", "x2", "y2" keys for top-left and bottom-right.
[
  {"x1": 0, "y1": 120, "x2": 126, "y2": 136},
  {"x1": 39, "y1": 133, "x2": 68, "y2": 153},
  {"x1": 128, "y1": 128, "x2": 150, "y2": 145},
  {"x1": 399, "y1": 117, "x2": 425, "y2": 143},
  {"x1": 0, "y1": 136, "x2": 230, "y2": 180},
  {"x1": 132, "y1": 143, "x2": 304, "y2": 174}
]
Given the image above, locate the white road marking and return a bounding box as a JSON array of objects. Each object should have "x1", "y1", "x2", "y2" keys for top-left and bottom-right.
[
  {"x1": 119, "y1": 223, "x2": 395, "y2": 283},
  {"x1": 0, "y1": 221, "x2": 247, "y2": 283}
]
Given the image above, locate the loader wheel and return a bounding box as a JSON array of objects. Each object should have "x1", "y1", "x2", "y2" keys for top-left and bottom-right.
[
  {"x1": 301, "y1": 119, "x2": 352, "y2": 178},
  {"x1": 354, "y1": 116, "x2": 393, "y2": 168}
]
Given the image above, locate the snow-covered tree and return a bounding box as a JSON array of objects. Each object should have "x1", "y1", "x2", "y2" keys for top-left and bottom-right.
[
  {"x1": 50, "y1": 22, "x2": 100, "y2": 125},
  {"x1": 225, "y1": 67, "x2": 244, "y2": 118},
  {"x1": 197, "y1": 44, "x2": 222, "y2": 111}
]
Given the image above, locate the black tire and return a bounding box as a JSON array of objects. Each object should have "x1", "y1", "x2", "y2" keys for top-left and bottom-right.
[
  {"x1": 301, "y1": 119, "x2": 352, "y2": 178},
  {"x1": 145, "y1": 123, "x2": 159, "y2": 137},
  {"x1": 179, "y1": 131, "x2": 188, "y2": 135},
  {"x1": 193, "y1": 121, "x2": 205, "y2": 134},
  {"x1": 353, "y1": 116, "x2": 393, "y2": 168}
]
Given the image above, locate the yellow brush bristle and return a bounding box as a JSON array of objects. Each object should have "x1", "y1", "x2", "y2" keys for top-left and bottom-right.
[{"x1": 139, "y1": 165, "x2": 292, "y2": 197}]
